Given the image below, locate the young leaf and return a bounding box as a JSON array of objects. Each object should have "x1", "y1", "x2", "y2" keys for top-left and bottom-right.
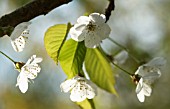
[
  {"x1": 44, "y1": 23, "x2": 71, "y2": 64},
  {"x1": 76, "y1": 99, "x2": 95, "y2": 109},
  {"x1": 59, "y1": 39, "x2": 86, "y2": 78},
  {"x1": 85, "y1": 48, "x2": 117, "y2": 95}
]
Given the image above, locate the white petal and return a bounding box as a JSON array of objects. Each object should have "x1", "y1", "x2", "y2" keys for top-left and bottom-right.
[
  {"x1": 60, "y1": 79, "x2": 77, "y2": 93},
  {"x1": 11, "y1": 36, "x2": 26, "y2": 52},
  {"x1": 136, "y1": 65, "x2": 161, "y2": 85},
  {"x1": 26, "y1": 55, "x2": 42, "y2": 65},
  {"x1": 74, "y1": 23, "x2": 87, "y2": 32},
  {"x1": 135, "y1": 66, "x2": 144, "y2": 76},
  {"x1": 136, "y1": 79, "x2": 143, "y2": 94},
  {"x1": 21, "y1": 65, "x2": 41, "y2": 79},
  {"x1": 25, "y1": 70, "x2": 37, "y2": 79},
  {"x1": 31, "y1": 57, "x2": 43, "y2": 64},
  {"x1": 70, "y1": 28, "x2": 82, "y2": 41},
  {"x1": 85, "y1": 31, "x2": 101, "y2": 48},
  {"x1": 25, "y1": 55, "x2": 34, "y2": 65},
  {"x1": 70, "y1": 24, "x2": 86, "y2": 42},
  {"x1": 89, "y1": 13, "x2": 106, "y2": 23},
  {"x1": 70, "y1": 82, "x2": 86, "y2": 102},
  {"x1": 137, "y1": 90, "x2": 145, "y2": 102},
  {"x1": 16, "y1": 73, "x2": 28, "y2": 93},
  {"x1": 136, "y1": 57, "x2": 166, "y2": 77},
  {"x1": 142, "y1": 83, "x2": 152, "y2": 96},
  {"x1": 143, "y1": 71, "x2": 161, "y2": 85},
  {"x1": 21, "y1": 30, "x2": 29, "y2": 37},
  {"x1": 146, "y1": 57, "x2": 166, "y2": 68},
  {"x1": 85, "y1": 84, "x2": 96, "y2": 99},
  {"x1": 95, "y1": 23, "x2": 111, "y2": 41},
  {"x1": 10, "y1": 22, "x2": 31, "y2": 40},
  {"x1": 77, "y1": 16, "x2": 90, "y2": 24}
]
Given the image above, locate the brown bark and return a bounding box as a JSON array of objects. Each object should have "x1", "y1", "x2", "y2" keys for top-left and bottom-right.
[{"x1": 0, "y1": 0, "x2": 72, "y2": 37}]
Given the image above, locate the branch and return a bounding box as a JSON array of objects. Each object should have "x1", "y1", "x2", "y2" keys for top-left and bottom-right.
[
  {"x1": 0, "y1": 0, "x2": 72, "y2": 37},
  {"x1": 105, "y1": 0, "x2": 115, "y2": 22}
]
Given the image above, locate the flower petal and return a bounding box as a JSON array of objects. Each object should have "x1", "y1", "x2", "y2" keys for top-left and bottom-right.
[
  {"x1": 142, "y1": 83, "x2": 152, "y2": 96},
  {"x1": 16, "y1": 73, "x2": 28, "y2": 93},
  {"x1": 77, "y1": 16, "x2": 90, "y2": 24},
  {"x1": 136, "y1": 78, "x2": 143, "y2": 94},
  {"x1": 85, "y1": 84, "x2": 96, "y2": 99},
  {"x1": 85, "y1": 31, "x2": 101, "y2": 48},
  {"x1": 25, "y1": 55, "x2": 42, "y2": 65},
  {"x1": 60, "y1": 79, "x2": 77, "y2": 93},
  {"x1": 25, "y1": 55, "x2": 35, "y2": 65},
  {"x1": 11, "y1": 36, "x2": 26, "y2": 52},
  {"x1": 10, "y1": 22, "x2": 31, "y2": 40},
  {"x1": 143, "y1": 71, "x2": 161, "y2": 85},
  {"x1": 137, "y1": 90, "x2": 145, "y2": 102},
  {"x1": 95, "y1": 23, "x2": 111, "y2": 41},
  {"x1": 89, "y1": 13, "x2": 106, "y2": 23},
  {"x1": 146, "y1": 57, "x2": 166, "y2": 68},
  {"x1": 31, "y1": 57, "x2": 43, "y2": 64},
  {"x1": 70, "y1": 82, "x2": 86, "y2": 102},
  {"x1": 70, "y1": 26, "x2": 85, "y2": 42},
  {"x1": 22, "y1": 64, "x2": 41, "y2": 79},
  {"x1": 74, "y1": 23, "x2": 87, "y2": 32}
]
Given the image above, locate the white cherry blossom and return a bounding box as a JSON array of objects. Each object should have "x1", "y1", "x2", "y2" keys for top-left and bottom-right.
[
  {"x1": 60, "y1": 76, "x2": 97, "y2": 102},
  {"x1": 132, "y1": 57, "x2": 166, "y2": 102},
  {"x1": 15, "y1": 55, "x2": 43, "y2": 93},
  {"x1": 10, "y1": 22, "x2": 31, "y2": 52},
  {"x1": 70, "y1": 13, "x2": 111, "y2": 48}
]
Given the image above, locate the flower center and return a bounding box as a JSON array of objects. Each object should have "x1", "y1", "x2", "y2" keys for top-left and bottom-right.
[
  {"x1": 87, "y1": 22, "x2": 96, "y2": 31},
  {"x1": 131, "y1": 74, "x2": 141, "y2": 84},
  {"x1": 15, "y1": 62, "x2": 25, "y2": 71}
]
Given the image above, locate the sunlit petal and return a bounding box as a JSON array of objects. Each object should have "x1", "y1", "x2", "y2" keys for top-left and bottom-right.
[
  {"x1": 60, "y1": 79, "x2": 77, "y2": 93},
  {"x1": 137, "y1": 90, "x2": 145, "y2": 102},
  {"x1": 16, "y1": 73, "x2": 28, "y2": 93},
  {"x1": 70, "y1": 13, "x2": 110, "y2": 48},
  {"x1": 89, "y1": 13, "x2": 106, "y2": 23},
  {"x1": 85, "y1": 83, "x2": 96, "y2": 99},
  {"x1": 70, "y1": 82, "x2": 86, "y2": 102},
  {"x1": 11, "y1": 36, "x2": 26, "y2": 52},
  {"x1": 77, "y1": 16, "x2": 90, "y2": 24}
]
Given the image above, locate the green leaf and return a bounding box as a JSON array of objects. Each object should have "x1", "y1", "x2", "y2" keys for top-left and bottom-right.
[
  {"x1": 59, "y1": 39, "x2": 86, "y2": 78},
  {"x1": 85, "y1": 48, "x2": 117, "y2": 95},
  {"x1": 44, "y1": 23, "x2": 71, "y2": 64},
  {"x1": 76, "y1": 99, "x2": 95, "y2": 109}
]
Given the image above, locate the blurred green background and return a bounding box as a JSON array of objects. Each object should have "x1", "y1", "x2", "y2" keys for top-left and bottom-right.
[{"x1": 0, "y1": 0, "x2": 170, "y2": 109}]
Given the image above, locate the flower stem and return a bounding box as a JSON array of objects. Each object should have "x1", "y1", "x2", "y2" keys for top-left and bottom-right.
[
  {"x1": 0, "y1": 51, "x2": 15, "y2": 63},
  {"x1": 98, "y1": 46, "x2": 132, "y2": 76},
  {"x1": 108, "y1": 37, "x2": 140, "y2": 64},
  {"x1": 110, "y1": 61, "x2": 132, "y2": 76}
]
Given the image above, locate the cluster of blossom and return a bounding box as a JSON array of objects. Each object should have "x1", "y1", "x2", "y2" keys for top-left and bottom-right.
[
  {"x1": 4, "y1": 12, "x2": 166, "y2": 103},
  {"x1": 4, "y1": 22, "x2": 43, "y2": 93},
  {"x1": 60, "y1": 13, "x2": 110, "y2": 102},
  {"x1": 59, "y1": 13, "x2": 166, "y2": 103}
]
